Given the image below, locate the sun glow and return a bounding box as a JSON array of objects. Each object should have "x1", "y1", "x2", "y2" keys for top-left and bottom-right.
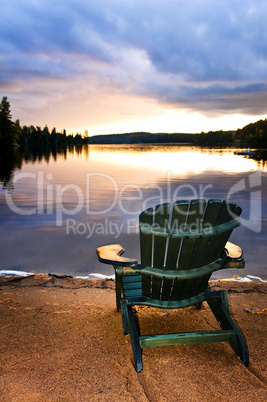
[{"x1": 89, "y1": 145, "x2": 260, "y2": 175}]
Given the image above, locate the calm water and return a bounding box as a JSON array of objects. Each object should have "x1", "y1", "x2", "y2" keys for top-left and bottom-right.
[{"x1": 0, "y1": 145, "x2": 266, "y2": 280}]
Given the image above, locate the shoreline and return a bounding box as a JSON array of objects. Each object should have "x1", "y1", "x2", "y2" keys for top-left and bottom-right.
[
  {"x1": 1, "y1": 270, "x2": 266, "y2": 284},
  {"x1": 0, "y1": 274, "x2": 266, "y2": 401}
]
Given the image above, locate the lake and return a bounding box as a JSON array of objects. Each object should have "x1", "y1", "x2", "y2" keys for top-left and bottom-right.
[{"x1": 0, "y1": 144, "x2": 266, "y2": 280}]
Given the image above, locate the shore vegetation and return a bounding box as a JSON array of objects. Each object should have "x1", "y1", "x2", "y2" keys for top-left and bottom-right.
[{"x1": 1, "y1": 96, "x2": 267, "y2": 148}]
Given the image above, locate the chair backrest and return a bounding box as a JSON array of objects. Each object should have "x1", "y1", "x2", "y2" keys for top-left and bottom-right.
[{"x1": 139, "y1": 199, "x2": 241, "y2": 301}]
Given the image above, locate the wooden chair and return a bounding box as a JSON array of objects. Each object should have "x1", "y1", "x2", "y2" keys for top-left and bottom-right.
[{"x1": 97, "y1": 199, "x2": 249, "y2": 372}]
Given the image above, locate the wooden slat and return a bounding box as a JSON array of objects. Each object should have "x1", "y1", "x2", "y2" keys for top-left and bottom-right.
[
  {"x1": 163, "y1": 193, "x2": 188, "y2": 299},
  {"x1": 139, "y1": 218, "x2": 240, "y2": 239},
  {"x1": 151, "y1": 276, "x2": 163, "y2": 300},
  {"x1": 170, "y1": 277, "x2": 187, "y2": 301},
  {"x1": 124, "y1": 288, "x2": 143, "y2": 297},
  {"x1": 160, "y1": 277, "x2": 173, "y2": 301},
  {"x1": 139, "y1": 329, "x2": 236, "y2": 348},
  {"x1": 134, "y1": 258, "x2": 226, "y2": 280},
  {"x1": 165, "y1": 200, "x2": 189, "y2": 269},
  {"x1": 122, "y1": 274, "x2": 142, "y2": 283},
  {"x1": 178, "y1": 199, "x2": 206, "y2": 269},
  {"x1": 170, "y1": 200, "x2": 208, "y2": 300},
  {"x1": 170, "y1": 275, "x2": 210, "y2": 301},
  {"x1": 152, "y1": 203, "x2": 170, "y2": 299},
  {"x1": 123, "y1": 281, "x2": 142, "y2": 290},
  {"x1": 191, "y1": 199, "x2": 223, "y2": 267},
  {"x1": 153, "y1": 203, "x2": 170, "y2": 268},
  {"x1": 193, "y1": 199, "x2": 238, "y2": 267},
  {"x1": 126, "y1": 290, "x2": 208, "y2": 309},
  {"x1": 123, "y1": 274, "x2": 142, "y2": 297},
  {"x1": 139, "y1": 207, "x2": 153, "y2": 266}
]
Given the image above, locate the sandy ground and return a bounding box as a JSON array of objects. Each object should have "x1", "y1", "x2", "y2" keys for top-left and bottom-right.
[{"x1": 0, "y1": 274, "x2": 266, "y2": 401}]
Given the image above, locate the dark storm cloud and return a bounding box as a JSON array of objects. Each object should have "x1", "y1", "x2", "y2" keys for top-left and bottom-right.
[{"x1": 1, "y1": 0, "x2": 267, "y2": 116}]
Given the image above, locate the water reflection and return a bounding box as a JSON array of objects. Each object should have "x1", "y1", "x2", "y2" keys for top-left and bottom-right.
[
  {"x1": 89, "y1": 145, "x2": 265, "y2": 174},
  {"x1": 21, "y1": 143, "x2": 89, "y2": 164},
  {"x1": 245, "y1": 149, "x2": 267, "y2": 170},
  {"x1": 0, "y1": 144, "x2": 266, "y2": 280},
  {"x1": 0, "y1": 148, "x2": 23, "y2": 190}
]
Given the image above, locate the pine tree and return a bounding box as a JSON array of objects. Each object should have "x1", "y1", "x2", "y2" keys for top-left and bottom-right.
[{"x1": 0, "y1": 96, "x2": 18, "y2": 147}]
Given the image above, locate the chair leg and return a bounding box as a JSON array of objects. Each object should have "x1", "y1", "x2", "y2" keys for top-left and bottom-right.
[
  {"x1": 127, "y1": 305, "x2": 143, "y2": 372},
  {"x1": 115, "y1": 267, "x2": 123, "y2": 312},
  {"x1": 220, "y1": 289, "x2": 230, "y2": 312},
  {"x1": 120, "y1": 298, "x2": 129, "y2": 335},
  {"x1": 207, "y1": 292, "x2": 249, "y2": 366}
]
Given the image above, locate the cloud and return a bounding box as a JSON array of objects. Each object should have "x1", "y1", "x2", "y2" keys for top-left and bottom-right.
[{"x1": 1, "y1": 0, "x2": 267, "y2": 129}]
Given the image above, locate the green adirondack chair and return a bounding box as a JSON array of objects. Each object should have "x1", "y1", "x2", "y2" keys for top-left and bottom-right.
[{"x1": 96, "y1": 199, "x2": 249, "y2": 372}]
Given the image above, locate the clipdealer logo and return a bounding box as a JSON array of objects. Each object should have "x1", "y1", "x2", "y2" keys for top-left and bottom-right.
[
  {"x1": 227, "y1": 171, "x2": 262, "y2": 233},
  {"x1": 5, "y1": 170, "x2": 262, "y2": 234}
]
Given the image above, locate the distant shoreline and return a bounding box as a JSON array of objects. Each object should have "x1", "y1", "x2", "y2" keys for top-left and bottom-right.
[
  {"x1": 87, "y1": 130, "x2": 235, "y2": 145},
  {"x1": 89, "y1": 141, "x2": 194, "y2": 145}
]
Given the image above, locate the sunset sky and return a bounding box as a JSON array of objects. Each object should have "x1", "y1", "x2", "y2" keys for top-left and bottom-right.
[{"x1": 1, "y1": 0, "x2": 267, "y2": 136}]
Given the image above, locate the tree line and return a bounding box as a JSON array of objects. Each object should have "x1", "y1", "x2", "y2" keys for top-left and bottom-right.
[
  {"x1": 20, "y1": 125, "x2": 88, "y2": 148},
  {"x1": 0, "y1": 97, "x2": 88, "y2": 149},
  {"x1": 88, "y1": 130, "x2": 235, "y2": 146},
  {"x1": 88, "y1": 121, "x2": 267, "y2": 147},
  {"x1": 88, "y1": 123, "x2": 267, "y2": 146},
  {"x1": 1, "y1": 96, "x2": 267, "y2": 148},
  {"x1": 235, "y1": 119, "x2": 267, "y2": 147}
]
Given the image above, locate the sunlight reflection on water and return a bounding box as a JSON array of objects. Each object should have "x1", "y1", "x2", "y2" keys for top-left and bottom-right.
[{"x1": 0, "y1": 145, "x2": 266, "y2": 279}]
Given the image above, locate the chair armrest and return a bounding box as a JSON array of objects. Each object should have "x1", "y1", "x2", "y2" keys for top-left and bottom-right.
[
  {"x1": 224, "y1": 241, "x2": 245, "y2": 269},
  {"x1": 96, "y1": 244, "x2": 138, "y2": 267}
]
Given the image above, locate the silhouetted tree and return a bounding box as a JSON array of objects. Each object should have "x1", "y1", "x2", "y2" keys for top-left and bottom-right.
[{"x1": 0, "y1": 96, "x2": 20, "y2": 147}]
